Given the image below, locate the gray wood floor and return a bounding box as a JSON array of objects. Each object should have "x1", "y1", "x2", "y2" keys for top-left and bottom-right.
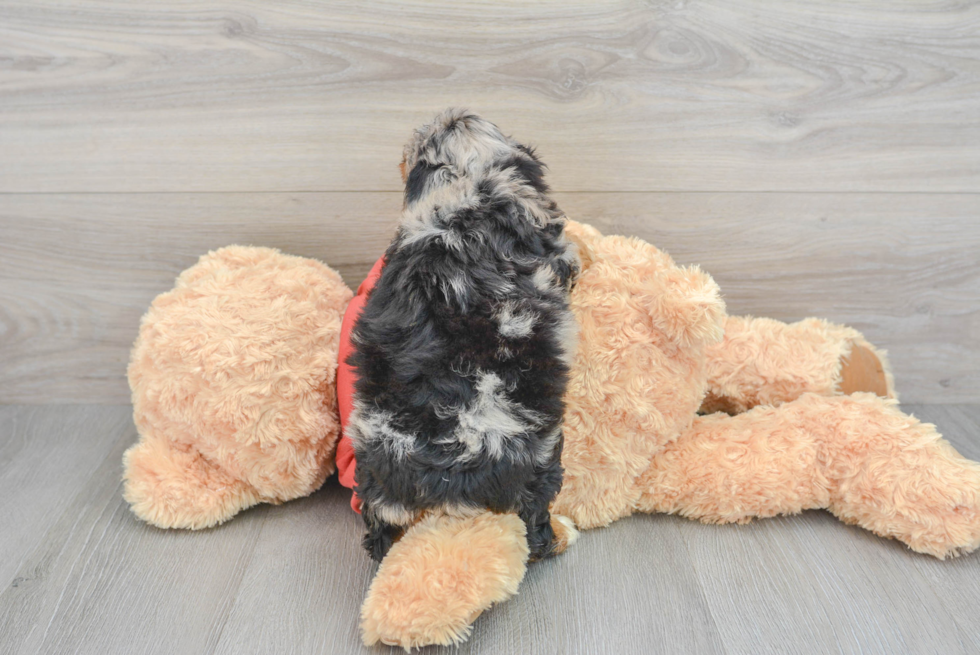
[{"x1": 1, "y1": 404, "x2": 979, "y2": 655}]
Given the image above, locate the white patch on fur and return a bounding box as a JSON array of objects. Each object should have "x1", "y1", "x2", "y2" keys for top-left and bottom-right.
[
  {"x1": 558, "y1": 234, "x2": 579, "y2": 264},
  {"x1": 348, "y1": 402, "x2": 418, "y2": 461},
  {"x1": 440, "y1": 275, "x2": 469, "y2": 307},
  {"x1": 554, "y1": 514, "x2": 579, "y2": 546},
  {"x1": 458, "y1": 132, "x2": 514, "y2": 179},
  {"x1": 400, "y1": 222, "x2": 463, "y2": 251},
  {"x1": 558, "y1": 235, "x2": 581, "y2": 286},
  {"x1": 403, "y1": 110, "x2": 513, "y2": 189},
  {"x1": 555, "y1": 308, "x2": 580, "y2": 367},
  {"x1": 399, "y1": 183, "x2": 477, "y2": 251},
  {"x1": 490, "y1": 277, "x2": 517, "y2": 297},
  {"x1": 532, "y1": 265, "x2": 556, "y2": 293},
  {"x1": 437, "y1": 503, "x2": 483, "y2": 520},
  {"x1": 431, "y1": 112, "x2": 513, "y2": 181},
  {"x1": 482, "y1": 168, "x2": 557, "y2": 228},
  {"x1": 402, "y1": 110, "x2": 564, "y2": 239},
  {"x1": 534, "y1": 426, "x2": 562, "y2": 466},
  {"x1": 444, "y1": 371, "x2": 544, "y2": 461},
  {"x1": 496, "y1": 301, "x2": 538, "y2": 339},
  {"x1": 531, "y1": 235, "x2": 579, "y2": 295},
  {"x1": 373, "y1": 499, "x2": 417, "y2": 526}
]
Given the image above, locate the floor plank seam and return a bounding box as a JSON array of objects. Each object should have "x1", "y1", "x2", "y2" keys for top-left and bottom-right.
[
  {"x1": 671, "y1": 519, "x2": 733, "y2": 655},
  {"x1": 205, "y1": 514, "x2": 271, "y2": 655},
  {"x1": 38, "y1": 481, "x2": 124, "y2": 648}
]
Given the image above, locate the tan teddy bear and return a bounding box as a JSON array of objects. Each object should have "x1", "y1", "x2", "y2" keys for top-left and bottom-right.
[
  {"x1": 121, "y1": 222, "x2": 980, "y2": 652},
  {"x1": 358, "y1": 221, "x2": 980, "y2": 649},
  {"x1": 124, "y1": 245, "x2": 351, "y2": 529}
]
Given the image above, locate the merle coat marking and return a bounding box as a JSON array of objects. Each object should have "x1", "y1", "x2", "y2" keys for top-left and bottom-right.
[{"x1": 348, "y1": 109, "x2": 579, "y2": 562}]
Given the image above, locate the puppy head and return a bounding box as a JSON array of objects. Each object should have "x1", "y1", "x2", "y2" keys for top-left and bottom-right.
[{"x1": 400, "y1": 108, "x2": 548, "y2": 207}]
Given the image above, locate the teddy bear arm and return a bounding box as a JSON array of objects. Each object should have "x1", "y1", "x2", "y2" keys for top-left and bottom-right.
[
  {"x1": 359, "y1": 507, "x2": 579, "y2": 649},
  {"x1": 635, "y1": 393, "x2": 980, "y2": 558},
  {"x1": 360, "y1": 510, "x2": 530, "y2": 650},
  {"x1": 700, "y1": 315, "x2": 896, "y2": 415},
  {"x1": 122, "y1": 430, "x2": 262, "y2": 530}
]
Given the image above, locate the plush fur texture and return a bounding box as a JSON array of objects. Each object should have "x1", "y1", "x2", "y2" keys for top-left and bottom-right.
[
  {"x1": 118, "y1": 218, "x2": 980, "y2": 650},
  {"x1": 700, "y1": 315, "x2": 896, "y2": 415},
  {"x1": 360, "y1": 509, "x2": 530, "y2": 650},
  {"x1": 348, "y1": 109, "x2": 579, "y2": 562},
  {"x1": 361, "y1": 220, "x2": 980, "y2": 648},
  {"x1": 554, "y1": 220, "x2": 727, "y2": 529},
  {"x1": 638, "y1": 392, "x2": 980, "y2": 558},
  {"x1": 124, "y1": 246, "x2": 351, "y2": 529}
]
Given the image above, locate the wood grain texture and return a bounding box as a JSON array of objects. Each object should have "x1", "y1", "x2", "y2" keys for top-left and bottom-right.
[
  {"x1": 902, "y1": 405, "x2": 980, "y2": 655},
  {"x1": 211, "y1": 491, "x2": 727, "y2": 655},
  {"x1": 574, "y1": 192, "x2": 980, "y2": 404},
  {"x1": 0, "y1": 405, "x2": 266, "y2": 655},
  {"x1": 0, "y1": 406, "x2": 130, "y2": 590},
  {"x1": 3, "y1": 192, "x2": 978, "y2": 404},
  {"x1": 1, "y1": 0, "x2": 978, "y2": 193},
  {"x1": 679, "y1": 512, "x2": 976, "y2": 654},
  {"x1": 209, "y1": 489, "x2": 377, "y2": 655},
  {"x1": 0, "y1": 192, "x2": 401, "y2": 404},
  {"x1": 0, "y1": 404, "x2": 978, "y2": 654}
]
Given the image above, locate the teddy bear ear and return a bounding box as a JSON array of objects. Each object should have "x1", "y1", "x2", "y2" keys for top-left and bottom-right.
[
  {"x1": 575, "y1": 227, "x2": 727, "y2": 351},
  {"x1": 637, "y1": 263, "x2": 727, "y2": 350},
  {"x1": 562, "y1": 219, "x2": 600, "y2": 273},
  {"x1": 565, "y1": 229, "x2": 594, "y2": 272}
]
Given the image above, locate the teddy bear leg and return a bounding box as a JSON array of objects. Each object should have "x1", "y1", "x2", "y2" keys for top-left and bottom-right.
[
  {"x1": 700, "y1": 316, "x2": 895, "y2": 414},
  {"x1": 636, "y1": 401, "x2": 829, "y2": 524},
  {"x1": 637, "y1": 393, "x2": 980, "y2": 558},
  {"x1": 360, "y1": 510, "x2": 529, "y2": 650},
  {"x1": 816, "y1": 394, "x2": 980, "y2": 558},
  {"x1": 122, "y1": 431, "x2": 261, "y2": 530}
]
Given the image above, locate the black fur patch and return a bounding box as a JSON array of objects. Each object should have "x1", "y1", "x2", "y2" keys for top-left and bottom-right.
[
  {"x1": 404, "y1": 160, "x2": 440, "y2": 205},
  {"x1": 348, "y1": 109, "x2": 579, "y2": 562}
]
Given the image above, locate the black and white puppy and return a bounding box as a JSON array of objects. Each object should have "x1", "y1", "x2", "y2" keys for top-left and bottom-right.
[{"x1": 348, "y1": 108, "x2": 579, "y2": 562}]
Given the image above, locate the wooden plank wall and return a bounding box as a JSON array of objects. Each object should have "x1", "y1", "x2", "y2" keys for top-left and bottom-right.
[{"x1": 1, "y1": 0, "x2": 978, "y2": 403}]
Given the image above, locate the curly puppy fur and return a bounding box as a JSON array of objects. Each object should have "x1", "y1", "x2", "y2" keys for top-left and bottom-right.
[{"x1": 348, "y1": 108, "x2": 579, "y2": 562}]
